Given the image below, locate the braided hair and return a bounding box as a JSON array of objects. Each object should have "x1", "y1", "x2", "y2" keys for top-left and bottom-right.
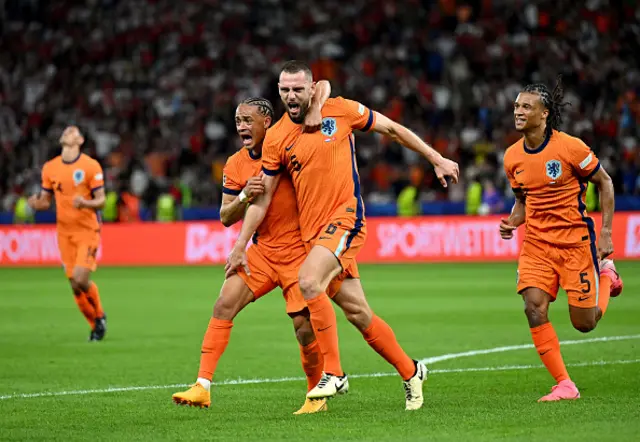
[
  {"x1": 522, "y1": 75, "x2": 571, "y2": 138},
  {"x1": 241, "y1": 97, "x2": 275, "y2": 121}
]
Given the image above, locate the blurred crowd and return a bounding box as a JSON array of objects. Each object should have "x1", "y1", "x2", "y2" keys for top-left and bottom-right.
[{"x1": 1, "y1": 0, "x2": 639, "y2": 217}]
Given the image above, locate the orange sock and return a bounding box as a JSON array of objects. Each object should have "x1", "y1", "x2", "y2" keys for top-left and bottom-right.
[
  {"x1": 598, "y1": 274, "x2": 612, "y2": 317},
  {"x1": 299, "y1": 340, "x2": 324, "y2": 392},
  {"x1": 84, "y1": 282, "x2": 104, "y2": 318},
  {"x1": 362, "y1": 315, "x2": 415, "y2": 380},
  {"x1": 73, "y1": 293, "x2": 96, "y2": 328},
  {"x1": 307, "y1": 293, "x2": 343, "y2": 376},
  {"x1": 530, "y1": 322, "x2": 569, "y2": 384},
  {"x1": 197, "y1": 318, "x2": 233, "y2": 380}
]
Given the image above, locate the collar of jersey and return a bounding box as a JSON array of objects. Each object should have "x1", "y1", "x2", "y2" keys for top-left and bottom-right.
[
  {"x1": 62, "y1": 152, "x2": 82, "y2": 164},
  {"x1": 523, "y1": 131, "x2": 551, "y2": 154},
  {"x1": 248, "y1": 148, "x2": 261, "y2": 160}
]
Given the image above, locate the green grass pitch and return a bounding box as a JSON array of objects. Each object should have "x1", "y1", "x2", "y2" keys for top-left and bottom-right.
[{"x1": 0, "y1": 262, "x2": 639, "y2": 441}]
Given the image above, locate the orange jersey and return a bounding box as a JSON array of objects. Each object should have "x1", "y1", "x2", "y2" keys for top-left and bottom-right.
[
  {"x1": 504, "y1": 130, "x2": 601, "y2": 247},
  {"x1": 41, "y1": 153, "x2": 104, "y2": 235},
  {"x1": 262, "y1": 97, "x2": 375, "y2": 241},
  {"x1": 222, "y1": 148, "x2": 301, "y2": 250}
]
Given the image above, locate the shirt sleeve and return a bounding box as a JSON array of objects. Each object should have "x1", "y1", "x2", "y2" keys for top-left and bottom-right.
[
  {"x1": 568, "y1": 138, "x2": 600, "y2": 179},
  {"x1": 503, "y1": 152, "x2": 519, "y2": 191},
  {"x1": 41, "y1": 162, "x2": 53, "y2": 193},
  {"x1": 89, "y1": 161, "x2": 105, "y2": 190},
  {"x1": 338, "y1": 97, "x2": 376, "y2": 132},
  {"x1": 261, "y1": 131, "x2": 285, "y2": 176},
  {"x1": 222, "y1": 158, "x2": 242, "y2": 196}
]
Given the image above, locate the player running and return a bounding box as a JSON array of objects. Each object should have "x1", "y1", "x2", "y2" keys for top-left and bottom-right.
[
  {"x1": 500, "y1": 76, "x2": 623, "y2": 402},
  {"x1": 173, "y1": 83, "x2": 332, "y2": 415},
  {"x1": 226, "y1": 60, "x2": 460, "y2": 410},
  {"x1": 28, "y1": 126, "x2": 107, "y2": 342}
]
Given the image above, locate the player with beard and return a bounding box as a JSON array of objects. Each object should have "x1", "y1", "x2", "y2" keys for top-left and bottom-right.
[{"x1": 226, "y1": 60, "x2": 460, "y2": 410}]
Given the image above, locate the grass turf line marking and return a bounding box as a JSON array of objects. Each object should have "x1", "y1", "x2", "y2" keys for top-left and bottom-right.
[{"x1": 1, "y1": 334, "x2": 638, "y2": 401}]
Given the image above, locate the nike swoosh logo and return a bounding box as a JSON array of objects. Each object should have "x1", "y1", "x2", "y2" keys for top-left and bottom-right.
[
  {"x1": 285, "y1": 143, "x2": 294, "y2": 151},
  {"x1": 335, "y1": 378, "x2": 347, "y2": 392},
  {"x1": 578, "y1": 296, "x2": 590, "y2": 301},
  {"x1": 539, "y1": 349, "x2": 551, "y2": 356},
  {"x1": 318, "y1": 236, "x2": 331, "y2": 240},
  {"x1": 515, "y1": 170, "x2": 524, "y2": 175},
  {"x1": 318, "y1": 325, "x2": 332, "y2": 332}
]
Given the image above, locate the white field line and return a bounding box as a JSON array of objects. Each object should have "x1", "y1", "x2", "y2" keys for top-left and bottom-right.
[{"x1": 1, "y1": 334, "x2": 638, "y2": 401}]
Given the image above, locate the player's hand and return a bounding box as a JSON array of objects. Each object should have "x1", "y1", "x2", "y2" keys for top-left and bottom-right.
[
  {"x1": 433, "y1": 157, "x2": 460, "y2": 188},
  {"x1": 73, "y1": 196, "x2": 87, "y2": 209},
  {"x1": 302, "y1": 104, "x2": 322, "y2": 133},
  {"x1": 243, "y1": 177, "x2": 265, "y2": 200},
  {"x1": 499, "y1": 218, "x2": 518, "y2": 240},
  {"x1": 225, "y1": 246, "x2": 249, "y2": 278},
  {"x1": 597, "y1": 229, "x2": 614, "y2": 259},
  {"x1": 27, "y1": 195, "x2": 39, "y2": 210}
]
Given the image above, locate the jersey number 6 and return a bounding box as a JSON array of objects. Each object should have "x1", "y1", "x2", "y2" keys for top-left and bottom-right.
[{"x1": 290, "y1": 155, "x2": 302, "y2": 172}]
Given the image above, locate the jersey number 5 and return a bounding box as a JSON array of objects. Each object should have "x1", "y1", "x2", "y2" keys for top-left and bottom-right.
[{"x1": 579, "y1": 272, "x2": 591, "y2": 294}]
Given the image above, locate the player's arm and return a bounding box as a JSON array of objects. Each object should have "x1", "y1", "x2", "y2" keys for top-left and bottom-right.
[
  {"x1": 589, "y1": 166, "x2": 615, "y2": 258},
  {"x1": 371, "y1": 112, "x2": 459, "y2": 187},
  {"x1": 28, "y1": 189, "x2": 53, "y2": 211},
  {"x1": 225, "y1": 174, "x2": 281, "y2": 277},
  {"x1": 303, "y1": 80, "x2": 331, "y2": 133},
  {"x1": 28, "y1": 165, "x2": 54, "y2": 211},
  {"x1": 219, "y1": 176, "x2": 264, "y2": 227},
  {"x1": 500, "y1": 165, "x2": 525, "y2": 240},
  {"x1": 74, "y1": 187, "x2": 105, "y2": 210}
]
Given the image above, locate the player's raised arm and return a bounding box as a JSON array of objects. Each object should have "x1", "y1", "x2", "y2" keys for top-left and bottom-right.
[
  {"x1": 370, "y1": 112, "x2": 459, "y2": 187},
  {"x1": 225, "y1": 173, "x2": 280, "y2": 278},
  {"x1": 219, "y1": 176, "x2": 264, "y2": 227},
  {"x1": 302, "y1": 80, "x2": 331, "y2": 133}
]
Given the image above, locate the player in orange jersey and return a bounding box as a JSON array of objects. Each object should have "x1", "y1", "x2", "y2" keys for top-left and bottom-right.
[
  {"x1": 27, "y1": 126, "x2": 107, "y2": 342},
  {"x1": 173, "y1": 83, "x2": 332, "y2": 415},
  {"x1": 500, "y1": 76, "x2": 623, "y2": 402},
  {"x1": 226, "y1": 60, "x2": 460, "y2": 410}
]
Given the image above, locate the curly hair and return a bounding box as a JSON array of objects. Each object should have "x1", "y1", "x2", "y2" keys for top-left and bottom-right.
[{"x1": 522, "y1": 75, "x2": 572, "y2": 137}]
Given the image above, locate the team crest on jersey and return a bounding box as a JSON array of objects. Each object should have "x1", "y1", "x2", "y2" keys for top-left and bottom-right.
[
  {"x1": 545, "y1": 160, "x2": 562, "y2": 180},
  {"x1": 73, "y1": 169, "x2": 85, "y2": 186},
  {"x1": 321, "y1": 118, "x2": 338, "y2": 137}
]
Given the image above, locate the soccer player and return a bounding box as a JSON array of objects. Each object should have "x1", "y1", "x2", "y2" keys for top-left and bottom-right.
[
  {"x1": 500, "y1": 76, "x2": 624, "y2": 401},
  {"x1": 226, "y1": 60, "x2": 460, "y2": 410},
  {"x1": 28, "y1": 126, "x2": 107, "y2": 341},
  {"x1": 173, "y1": 83, "x2": 333, "y2": 415}
]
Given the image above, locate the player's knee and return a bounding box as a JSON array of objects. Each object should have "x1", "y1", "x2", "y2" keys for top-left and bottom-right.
[
  {"x1": 212, "y1": 295, "x2": 237, "y2": 320},
  {"x1": 524, "y1": 301, "x2": 548, "y2": 325},
  {"x1": 70, "y1": 277, "x2": 89, "y2": 294},
  {"x1": 571, "y1": 317, "x2": 597, "y2": 333},
  {"x1": 298, "y1": 276, "x2": 321, "y2": 299}
]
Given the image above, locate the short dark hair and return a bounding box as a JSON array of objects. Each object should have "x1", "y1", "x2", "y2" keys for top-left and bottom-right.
[
  {"x1": 281, "y1": 60, "x2": 313, "y2": 81},
  {"x1": 522, "y1": 75, "x2": 571, "y2": 138},
  {"x1": 241, "y1": 97, "x2": 275, "y2": 120}
]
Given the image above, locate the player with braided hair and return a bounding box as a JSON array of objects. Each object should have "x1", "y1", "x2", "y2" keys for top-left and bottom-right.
[
  {"x1": 501, "y1": 75, "x2": 623, "y2": 401},
  {"x1": 173, "y1": 80, "x2": 332, "y2": 414}
]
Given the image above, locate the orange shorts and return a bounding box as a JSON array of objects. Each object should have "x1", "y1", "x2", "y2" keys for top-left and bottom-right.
[
  {"x1": 57, "y1": 232, "x2": 100, "y2": 278},
  {"x1": 517, "y1": 239, "x2": 600, "y2": 308},
  {"x1": 310, "y1": 205, "x2": 366, "y2": 276},
  {"x1": 237, "y1": 242, "x2": 307, "y2": 315}
]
